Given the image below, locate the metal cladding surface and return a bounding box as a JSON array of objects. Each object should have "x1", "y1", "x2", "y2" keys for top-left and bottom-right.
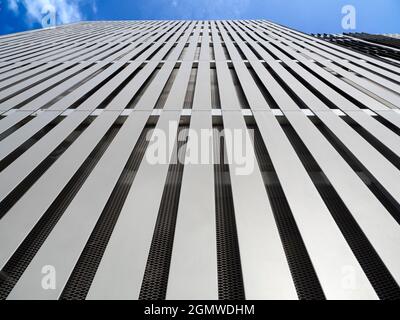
[{"x1": 0, "y1": 20, "x2": 399, "y2": 300}]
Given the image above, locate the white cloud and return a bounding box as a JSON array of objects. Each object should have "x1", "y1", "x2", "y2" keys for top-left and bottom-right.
[
  {"x1": 7, "y1": 0, "x2": 93, "y2": 25},
  {"x1": 7, "y1": 0, "x2": 20, "y2": 13},
  {"x1": 91, "y1": 0, "x2": 97, "y2": 14},
  {"x1": 164, "y1": 0, "x2": 251, "y2": 19}
]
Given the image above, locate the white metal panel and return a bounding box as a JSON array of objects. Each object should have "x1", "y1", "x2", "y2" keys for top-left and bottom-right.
[
  {"x1": 253, "y1": 110, "x2": 377, "y2": 300},
  {"x1": 0, "y1": 111, "x2": 122, "y2": 271},
  {"x1": 167, "y1": 111, "x2": 218, "y2": 300},
  {"x1": 284, "y1": 110, "x2": 400, "y2": 286},
  {"x1": 7, "y1": 110, "x2": 151, "y2": 300},
  {"x1": 221, "y1": 110, "x2": 297, "y2": 299},
  {"x1": 87, "y1": 111, "x2": 181, "y2": 300}
]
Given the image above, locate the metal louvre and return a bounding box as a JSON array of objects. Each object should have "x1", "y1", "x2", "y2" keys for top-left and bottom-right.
[{"x1": 0, "y1": 20, "x2": 399, "y2": 300}]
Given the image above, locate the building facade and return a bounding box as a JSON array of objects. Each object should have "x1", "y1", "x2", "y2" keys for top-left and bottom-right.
[{"x1": 0, "y1": 20, "x2": 399, "y2": 300}]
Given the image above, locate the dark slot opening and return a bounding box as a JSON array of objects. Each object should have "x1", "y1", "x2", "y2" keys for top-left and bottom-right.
[
  {"x1": 68, "y1": 64, "x2": 129, "y2": 109},
  {"x1": 0, "y1": 115, "x2": 34, "y2": 142},
  {"x1": 0, "y1": 117, "x2": 121, "y2": 299},
  {"x1": 264, "y1": 63, "x2": 309, "y2": 109},
  {"x1": 374, "y1": 115, "x2": 400, "y2": 136},
  {"x1": 0, "y1": 115, "x2": 65, "y2": 172},
  {"x1": 281, "y1": 63, "x2": 338, "y2": 110},
  {"x1": 341, "y1": 116, "x2": 400, "y2": 171},
  {"x1": 222, "y1": 44, "x2": 231, "y2": 60},
  {"x1": 7, "y1": 64, "x2": 92, "y2": 110},
  {"x1": 178, "y1": 44, "x2": 188, "y2": 60},
  {"x1": 194, "y1": 44, "x2": 201, "y2": 60},
  {"x1": 41, "y1": 63, "x2": 113, "y2": 109},
  {"x1": 143, "y1": 41, "x2": 166, "y2": 61},
  {"x1": 0, "y1": 63, "x2": 30, "y2": 78},
  {"x1": 0, "y1": 119, "x2": 130, "y2": 300},
  {"x1": 247, "y1": 66, "x2": 280, "y2": 109},
  {"x1": 248, "y1": 123, "x2": 325, "y2": 300},
  {"x1": 85, "y1": 43, "x2": 121, "y2": 61},
  {"x1": 162, "y1": 44, "x2": 176, "y2": 60},
  {"x1": 312, "y1": 119, "x2": 400, "y2": 225},
  {"x1": 97, "y1": 64, "x2": 144, "y2": 109},
  {"x1": 234, "y1": 44, "x2": 247, "y2": 60},
  {"x1": 0, "y1": 63, "x2": 67, "y2": 102},
  {"x1": 256, "y1": 41, "x2": 280, "y2": 61},
  {"x1": 0, "y1": 117, "x2": 94, "y2": 220},
  {"x1": 61, "y1": 125, "x2": 151, "y2": 300},
  {"x1": 296, "y1": 60, "x2": 371, "y2": 111},
  {"x1": 127, "y1": 66, "x2": 160, "y2": 109},
  {"x1": 102, "y1": 43, "x2": 131, "y2": 61},
  {"x1": 229, "y1": 66, "x2": 250, "y2": 109},
  {"x1": 209, "y1": 44, "x2": 215, "y2": 60},
  {"x1": 280, "y1": 119, "x2": 400, "y2": 300},
  {"x1": 139, "y1": 124, "x2": 189, "y2": 300},
  {"x1": 183, "y1": 67, "x2": 197, "y2": 109},
  {"x1": 210, "y1": 67, "x2": 221, "y2": 109},
  {"x1": 0, "y1": 63, "x2": 60, "y2": 93},
  {"x1": 154, "y1": 67, "x2": 179, "y2": 109},
  {"x1": 213, "y1": 126, "x2": 245, "y2": 300},
  {"x1": 245, "y1": 42, "x2": 263, "y2": 60}
]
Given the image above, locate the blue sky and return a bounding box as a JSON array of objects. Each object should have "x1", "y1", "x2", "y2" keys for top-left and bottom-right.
[{"x1": 0, "y1": 0, "x2": 399, "y2": 36}]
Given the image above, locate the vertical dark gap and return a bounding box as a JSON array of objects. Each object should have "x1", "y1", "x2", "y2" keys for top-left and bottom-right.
[
  {"x1": 132, "y1": 43, "x2": 156, "y2": 61},
  {"x1": 295, "y1": 60, "x2": 372, "y2": 111},
  {"x1": 247, "y1": 66, "x2": 280, "y2": 109},
  {"x1": 0, "y1": 63, "x2": 30, "y2": 79},
  {"x1": 248, "y1": 123, "x2": 325, "y2": 300},
  {"x1": 12, "y1": 64, "x2": 98, "y2": 110},
  {"x1": 0, "y1": 116, "x2": 65, "y2": 172},
  {"x1": 97, "y1": 64, "x2": 143, "y2": 109},
  {"x1": 246, "y1": 43, "x2": 263, "y2": 60},
  {"x1": 281, "y1": 63, "x2": 338, "y2": 110},
  {"x1": 0, "y1": 63, "x2": 78, "y2": 105},
  {"x1": 194, "y1": 44, "x2": 201, "y2": 60},
  {"x1": 178, "y1": 44, "x2": 188, "y2": 60},
  {"x1": 280, "y1": 119, "x2": 400, "y2": 300},
  {"x1": 78, "y1": 43, "x2": 120, "y2": 62},
  {"x1": 154, "y1": 67, "x2": 179, "y2": 109},
  {"x1": 105, "y1": 43, "x2": 130, "y2": 61},
  {"x1": 41, "y1": 63, "x2": 113, "y2": 109},
  {"x1": 213, "y1": 126, "x2": 245, "y2": 300},
  {"x1": 256, "y1": 42, "x2": 280, "y2": 61},
  {"x1": 209, "y1": 44, "x2": 215, "y2": 60},
  {"x1": 312, "y1": 119, "x2": 400, "y2": 224},
  {"x1": 94, "y1": 43, "x2": 130, "y2": 61},
  {"x1": 0, "y1": 117, "x2": 124, "y2": 299},
  {"x1": 234, "y1": 44, "x2": 247, "y2": 60},
  {"x1": 222, "y1": 44, "x2": 231, "y2": 60},
  {"x1": 162, "y1": 44, "x2": 176, "y2": 60},
  {"x1": 68, "y1": 64, "x2": 129, "y2": 109},
  {"x1": 341, "y1": 116, "x2": 400, "y2": 170},
  {"x1": 374, "y1": 115, "x2": 400, "y2": 136},
  {"x1": 0, "y1": 116, "x2": 94, "y2": 220},
  {"x1": 229, "y1": 66, "x2": 250, "y2": 109},
  {"x1": 0, "y1": 115, "x2": 34, "y2": 142},
  {"x1": 210, "y1": 67, "x2": 221, "y2": 109},
  {"x1": 139, "y1": 124, "x2": 189, "y2": 300},
  {"x1": 127, "y1": 66, "x2": 160, "y2": 109},
  {"x1": 183, "y1": 67, "x2": 197, "y2": 109},
  {"x1": 61, "y1": 125, "x2": 152, "y2": 300},
  {"x1": 263, "y1": 63, "x2": 309, "y2": 109},
  {"x1": 0, "y1": 64, "x2": 61, "y2": 93}
]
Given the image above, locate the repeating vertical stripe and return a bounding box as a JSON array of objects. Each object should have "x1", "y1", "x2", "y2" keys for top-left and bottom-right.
[{"x1": 0, "y1": 20, "x2": 399, "y2": 300}]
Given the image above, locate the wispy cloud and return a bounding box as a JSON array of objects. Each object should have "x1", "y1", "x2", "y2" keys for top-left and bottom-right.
[
  {"x1": 7, "y1": 0, "x2": 94, "y2": 25},
  {"x1": 168, "y1": 0, "x2": 250, "y2": 19}
]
